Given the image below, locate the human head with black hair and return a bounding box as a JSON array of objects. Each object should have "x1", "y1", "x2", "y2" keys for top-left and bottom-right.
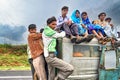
[
  {"x1": 75, "y1": 10, "x2": 80, "y2": 18},
  {"x1": 81, "y1": 12, "x2": 88, "y2": 19},
  {"x1": 61, "y1": 6, "x2": 69, "y2": 17},
  {"x1": 61, "y1": 6, "x2": 68, "y2": 11},
  {"x1": 28, "y1": 24, "x2": 36, "y2": 33},
  {"x1": 40, "y1": 28, "x2": 44, "y2": 33},
  {"x1": 105, "y1": 17, "x2": 112, "y2": 23},
  {"x1": 98, "y1": 12, "x2": 106, "y2": 21},
  {"x1": 47, "y1": 16, "x2": 57, "y2": 29}
]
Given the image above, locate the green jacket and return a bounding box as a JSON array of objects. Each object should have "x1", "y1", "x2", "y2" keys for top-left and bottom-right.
[{"x1": 44, "y1": 26, "x2": 57, "y2": 52}]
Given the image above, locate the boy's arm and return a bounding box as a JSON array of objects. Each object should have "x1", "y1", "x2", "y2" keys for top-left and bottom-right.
[
  {"x1": 30, "y1": 33, "x2": 42, "y2": 40},
  {"x1": 81, "y1": 24, "x2": 87, "y2": 29},
  {"x1": 69, "y1": 17, "x2": 74, "y2": 23},
  {"x1": 57, "y1": 20, "x2": 64, "y2": 26},
  {"x1": 52, "y1": 31, "x2": 65, "y2": 38},
  {"x1": 57, "y1": 17, "x2": 64, "y2": 26},
  {"x1": 110, "y1": 24, "x2": 114, "y2": 27}
]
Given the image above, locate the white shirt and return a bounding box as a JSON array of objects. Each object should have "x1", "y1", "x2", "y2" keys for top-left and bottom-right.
[
  {"x1": 27, "y1": 46, "x2": 32, "y2": 59},
  {"x1": 104, "y1": 22, "x2": 118, "y2": 38},
  {"x1": 57, "y1": 15, "x2": 69, "y2": 25}
]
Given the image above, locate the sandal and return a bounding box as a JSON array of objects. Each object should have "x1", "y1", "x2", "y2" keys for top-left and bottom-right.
[
  {"x1": 98, "y1": 38, "x2": 107, "y2": 45},
  {"x1": 75, "y1": 38, "x2": 86, "y2": 44},
  {"x1": 85, "y1": 34, "x2": 94, "y2": 42},
  {"x1": 71, "y1": 38, "x2": 77, "y2": 43},
  {"x1": 98, "y1": 38, "x2": 103, "y2": 44},
  {"x1": 102, "y1": 38, "x2": 108, "y2": 45},
  {"x1": 104, "y1": 37, "x2": 111, "y2": 42}
]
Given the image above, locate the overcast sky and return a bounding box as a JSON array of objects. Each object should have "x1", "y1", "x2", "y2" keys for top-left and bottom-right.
[{"x1": 0, "y1": 0, "x2": 120, "y2": 44}]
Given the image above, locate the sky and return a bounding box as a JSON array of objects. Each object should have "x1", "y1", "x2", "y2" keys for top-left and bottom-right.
[{"x1": 0, "y1": 0, "x2": 120, "y2": 44}]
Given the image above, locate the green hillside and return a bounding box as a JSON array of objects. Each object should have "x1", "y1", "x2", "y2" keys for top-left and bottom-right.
[{"x1": 0, "y1": 44, "x2": 30, "y2": 70}]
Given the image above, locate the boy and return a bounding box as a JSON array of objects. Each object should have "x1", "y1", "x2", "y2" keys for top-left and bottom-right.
[
  {"x1": 28, "y1": 24, "x2": 47, "y2": 80},
  {"x1": 93, "y1": 12, "x2": 111, "y2": 44},
  {"x1": 27, "y1": 28, "x2": 48, "y2": 80},
  {"x1": 105, "y1": 17, "x2": 118, "y2": 47},
  {"x1": 42, "y1": 16, "x2": 74, "y2": 80},
  {"x1": 57, "y1": 6, "x2": 80, "y2": 43},
  {"x1": 105, "y1": 17, "x2": 118, "y2": 39},
  {"x1": 94, "y1": 12, "x2": 107, "y2": 28}
]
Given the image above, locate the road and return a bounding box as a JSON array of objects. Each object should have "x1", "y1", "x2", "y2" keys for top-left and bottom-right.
[
  {"x1": 0, "y1": 71, "x2": 98, "y2": 80},
  {"x1": 0, "y1": 70, "x2": 32, "y2": 80}
]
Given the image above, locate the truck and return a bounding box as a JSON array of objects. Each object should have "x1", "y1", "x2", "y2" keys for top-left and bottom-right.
[{"x1": 57, "y1": 37, "x2": 120, "y2": 80}]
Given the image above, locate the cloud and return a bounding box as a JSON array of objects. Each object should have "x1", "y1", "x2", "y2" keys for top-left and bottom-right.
[
  {"x1": 0, "y1": 0, "x2": 120, "y2": 44},
  {"x1": 0, "y1": 24, "x2": 26, "y2": 41},
  {"x1": 106, "y1": 0, "x2": 120, "y2": 26},
  {"x1": 0, "y1": 0, "x2": 26, "y2": 25}
]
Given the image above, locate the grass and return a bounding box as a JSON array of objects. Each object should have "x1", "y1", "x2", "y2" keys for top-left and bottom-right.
[{"x1": 0, "y1": 44, "x2": 30, "y2": 70}]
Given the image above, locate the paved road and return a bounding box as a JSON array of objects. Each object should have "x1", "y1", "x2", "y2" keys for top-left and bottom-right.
[
  {"x1": 0, "y1": 71, "x2": 119, "y2": 80},
  {"x1": 0, "y1": 71, "x2": 98, "y2": 80},
  {"x1": 0, "y1": 70, "x2": 32, "y2": 80}
]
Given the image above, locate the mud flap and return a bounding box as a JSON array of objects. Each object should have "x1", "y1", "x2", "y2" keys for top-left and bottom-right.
[{"x1": 104, "y1": 50, "x2": 116, "y2": 69}]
